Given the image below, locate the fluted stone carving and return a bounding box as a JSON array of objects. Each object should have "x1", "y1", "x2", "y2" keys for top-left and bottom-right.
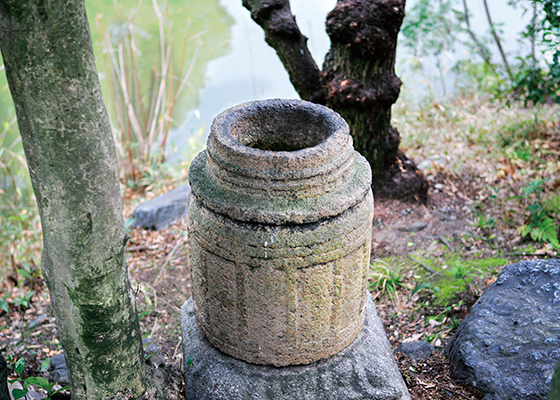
[{"x1": 187, "y1": 99, "x2": 373, "y2": 366}]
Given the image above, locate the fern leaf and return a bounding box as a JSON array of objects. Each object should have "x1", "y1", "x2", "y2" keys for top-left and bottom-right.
[
  {"x1": 545, "y1": 193, "x2": 560, "y2": 214},
  {"x1": 529, "y1": 217, "x2": 559, "y2": 248},
  {"x1": 518, "y1": 224, "x2": 531, "y2": 237}
]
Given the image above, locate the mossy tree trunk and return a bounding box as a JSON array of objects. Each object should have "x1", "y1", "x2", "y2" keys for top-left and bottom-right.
[
  {"x1": 550, "y1": 361, "x2": 560, "y2": 400},
  {"x1": 0, "y1": 1, "x2": 146, "y2": 399},
  {"x1": 242, "y1": 0, "x2": 428, "y2": 201}
]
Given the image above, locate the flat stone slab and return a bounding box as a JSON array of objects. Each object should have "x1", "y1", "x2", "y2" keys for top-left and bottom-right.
[
  {"x1": 181, "y1": 295, "x2": 410, "y2": 400},
  {"x1": 132, "y1": 185, "x2": 190, "y2": 230},
  {"x1": 445, "y1": 259, "x2": 560, "y2": 400}
]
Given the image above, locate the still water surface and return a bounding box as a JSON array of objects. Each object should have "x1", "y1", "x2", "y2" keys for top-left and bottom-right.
[{"x1": 167, "y1": 0, "x2": 531, "y2": 156}]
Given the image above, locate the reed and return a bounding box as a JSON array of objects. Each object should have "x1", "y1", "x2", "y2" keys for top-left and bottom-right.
[
  {"x1": 96, "y1": 0, "x2": 204, "y2": 185},
  {"x1": 0, "y1": 117, "x2": 31, "y2": 205}
]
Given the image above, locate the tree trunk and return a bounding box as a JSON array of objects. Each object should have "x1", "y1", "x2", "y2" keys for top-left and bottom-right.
[
  {"x1": 0, "y1": 355, "x2": 9, "y2": 400},
  {"x1": 242, "y1": 0, "x2": 428, "y2": 201},
  {"x1": 0, "y1": 1, "x2": 146, "y2": 399},
  {"x1": 550, "y1": 361, "x2": 560, "y2": 400}
]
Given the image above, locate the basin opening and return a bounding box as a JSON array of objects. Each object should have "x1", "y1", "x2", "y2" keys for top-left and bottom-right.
[{"x1": 230, "y1": 106, "x2": 333, "y2": 152}]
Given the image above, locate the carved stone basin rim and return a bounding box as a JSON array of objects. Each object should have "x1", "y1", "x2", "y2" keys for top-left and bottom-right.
[
  {"x1": 208, "y1": 98, "x2": 352, "y2": 175},
  {"x1": 189, "y1": 98, "x2": 372, "y2": 225}
]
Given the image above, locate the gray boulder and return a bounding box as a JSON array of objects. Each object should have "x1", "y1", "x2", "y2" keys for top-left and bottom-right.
[
  {"x1": 132, "y1": 185, "x2": 190, "y2": 230},
  {"x1": 445, "y1": 259, "x2": 560, "y2": 400},
  {"x1": 181, "y1": 295, "x2": 410, "y2": 400}
]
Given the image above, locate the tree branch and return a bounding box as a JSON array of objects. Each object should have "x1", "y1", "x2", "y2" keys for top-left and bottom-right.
[
  {"x1": 461, "y1": 0, "x2": 496, "y2": 75},
  {"x1": 242, "y1": 0, "x2": 326, "y2": 103},
  {"x1": 482, "y1": 0, "x2": 513, "y2": 80}
]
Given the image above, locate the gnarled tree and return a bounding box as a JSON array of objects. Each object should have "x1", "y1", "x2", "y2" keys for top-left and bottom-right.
[{"x1": 242, "y1": 0, "x2": 427, "y2": 200}]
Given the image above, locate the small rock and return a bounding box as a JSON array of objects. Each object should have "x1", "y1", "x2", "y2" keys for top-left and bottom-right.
[
  {"x1": 49, "y1": 353, "x2": 69, "y2": 385},
  {"x1": 8, "y1": 380, "x2": 24, "y2": 400},
  {"x1": 49, "y1": 353, "x2": 66, "y2": 370},
  {"x1": 29, "y1": 314, "x2": 48, "y2": 330},
  {"x1": 133, "y1": 185, "x2": 190, "y2": 231},
  {"x1": 431, "y1": 210, "x2": 457, "y2": 221},
  {"x1": 395, "y1": 341, "x2": 435, "y2": 363},
  {"x1": 398, "y1": 221, "x2": 428, "y2": 232},
  {"x1": 26, "y1": 388, "x2": 44, "y2": 400},
  {"x1": 143, "y1": 338, "x2": 166, "y2": 368}
]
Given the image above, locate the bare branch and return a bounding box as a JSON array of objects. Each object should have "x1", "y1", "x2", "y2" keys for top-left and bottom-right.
[
  {"x1": 482, "y1": 0, "x2": 513, "y2": 80},
  {"x1": 242, "y1": 0, "x2": 326, "y2": 103},
  {"x1": 462, "y1": 0, "x2": 496, "y2": 75}
]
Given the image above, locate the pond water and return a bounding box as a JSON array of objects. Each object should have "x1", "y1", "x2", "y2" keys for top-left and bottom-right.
[
  {"x1": 0, "y1": 0, "x2": 534, "y2": 166},
  {"x1": 167, "y1": 0, "x2": 534, "y2": 158},
  {"x1": 167, "y1": 0, "x2": 336, "y2": 158}
]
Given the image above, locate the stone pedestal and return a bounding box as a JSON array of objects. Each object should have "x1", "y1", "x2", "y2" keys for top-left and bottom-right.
[{"x1": 181, "y1": 295, "x2": 411, "y2": 400}]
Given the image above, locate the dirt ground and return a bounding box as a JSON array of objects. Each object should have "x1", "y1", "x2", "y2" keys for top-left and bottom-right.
[{"x1": 0, "y1": 170, "x2": 549, "y2": 399}]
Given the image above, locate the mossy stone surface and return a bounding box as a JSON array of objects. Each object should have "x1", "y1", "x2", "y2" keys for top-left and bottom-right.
[
  {"x1": 188, "y1": 99, "x2": 374, "y2": 366},
  {"x1": 181, "y1": 295, "x2": 411, "y2": 400}
]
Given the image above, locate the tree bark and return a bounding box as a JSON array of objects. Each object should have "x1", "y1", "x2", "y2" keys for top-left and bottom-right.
[
  {"x1": 0, "y1": 1, "x2": 146, "y2": 399},
  {"x1": 241, "y1": 0, "x2": 325, "y2": 104},
  {"x1": 0, "y1": 354, "x2": 9, "y2": 400},
  {"x1": 550, "y1": 361, "x2": 560, "y2": 400},
  {"x1": 242, "y1": 0, "x2": 428, "y2": 201}
]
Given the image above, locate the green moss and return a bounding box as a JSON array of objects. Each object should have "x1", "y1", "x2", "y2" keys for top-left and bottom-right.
[
  {"x1": 375, "y1": 254, "x2": 509, "y2": 306},
  {"x1": 65, "y1": 270, "x2": 145, "y2": 396}
]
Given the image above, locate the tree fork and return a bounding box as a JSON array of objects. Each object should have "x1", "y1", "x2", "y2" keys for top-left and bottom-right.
[
  {"x1": 243, "y1": 0, "x2": 428, "y2": 201},
  {"x1": 0, "y1": 1, "x2": 147, "y2": 398}
]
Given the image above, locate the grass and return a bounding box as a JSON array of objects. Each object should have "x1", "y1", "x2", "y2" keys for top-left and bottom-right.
[
  {"x1": 369, "y1": 259, "x2": 407, "y2": 304},
  {"x1": 371, "y1": 253, "x2": 510, "y2": 347},
  {"x1": 394, "y1": 89, "x2": 560, "y2": 251},
  {"x1": 374, "y1": 254, "x2": 509, "y2": 307},
  {"x1": 395, "y1": 91, "x2": 559, "y2": 177},
  {"x1": 415, "y1": 255, "x2": 508, "y2": 306}
]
